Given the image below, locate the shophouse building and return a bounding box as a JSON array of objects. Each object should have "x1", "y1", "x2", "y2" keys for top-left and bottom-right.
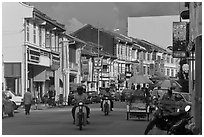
[
  {"x1": 71, "y1": 24, "x2": 117, "y2": 92},
  {"x1": 2, "y1": 2, "x2": 66, "y2": 99},
  {"x1": 59, "y1": 34, "x2": 86, "y2": 103}
]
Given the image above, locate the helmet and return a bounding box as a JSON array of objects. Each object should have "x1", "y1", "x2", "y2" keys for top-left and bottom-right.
[{"x1": 77, "y1": 86, "x2": 84, "y2": 95}]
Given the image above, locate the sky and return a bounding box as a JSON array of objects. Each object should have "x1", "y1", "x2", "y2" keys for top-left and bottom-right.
[
  {"x1": 128, "y1": 15, "x2": 180, "y2": 49},
  {"x1": 27, "y1": 1, "x2": 187, "y2": 48}
]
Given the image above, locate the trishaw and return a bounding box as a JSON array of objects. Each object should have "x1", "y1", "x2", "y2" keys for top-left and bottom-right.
[{"x1": 126, "y1": 94, "x2": 150, "y2": 121}]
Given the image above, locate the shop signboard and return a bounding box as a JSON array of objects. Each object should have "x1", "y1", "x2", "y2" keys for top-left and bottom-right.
[
  {"x1": 81, "y1": 57, "x2": 89, "y2": 81},
  {"x1": 173, "y1": 22, "x2": 189, "y2": 58}
]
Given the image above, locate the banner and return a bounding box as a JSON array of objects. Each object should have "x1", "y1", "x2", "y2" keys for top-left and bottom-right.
[
  {"x1": 81, "y1": 57, "x2": 89, "y2": 81},
  {"x1": 173, "y1": 22, "x2": 188, "y2": 58}
]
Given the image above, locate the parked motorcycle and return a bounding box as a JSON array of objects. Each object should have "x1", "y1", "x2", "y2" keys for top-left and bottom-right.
[
  {"x1": 168, "y1": 105, "x2": 193, "y2": 135},
  {"x1": 75, "y1": 101, "x2": 87, "y2": 130},
  {"x1": 144, "y1": 104, "x2": 191, "y2": 135},
  {"x1": 102, "y1": 97, "x2": 111, "y2": 116}
]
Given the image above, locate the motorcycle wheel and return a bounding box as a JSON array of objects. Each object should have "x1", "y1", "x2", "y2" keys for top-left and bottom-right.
[
  {"x1": 79, "y1": 116, "x2": 82, "y2": 130},
  {"x1": 104, "y1": 103, "x2": 109, "y2": 116},
  {"x1": 144, "y1": 118, "x2": 157, "y2": 135}
]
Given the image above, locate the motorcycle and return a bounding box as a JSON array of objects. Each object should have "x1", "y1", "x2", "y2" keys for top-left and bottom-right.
[
  {"x1": 75, "y1": 101, "x2": 87, "y2": 130},
  {"x1": 168, "y1": 105, "x2": 193, "y2": 135},
  {"x1": 102, "y1": 97, "x2": 111, "y2": 116},
  {"x1": 144, "y1": 104, "x2": 191, "y2": 135}
]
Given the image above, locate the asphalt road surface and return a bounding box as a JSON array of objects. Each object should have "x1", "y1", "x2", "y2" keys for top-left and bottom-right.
[{"x1": 2, "y1": 101, "x2": 166, "y2": 135}]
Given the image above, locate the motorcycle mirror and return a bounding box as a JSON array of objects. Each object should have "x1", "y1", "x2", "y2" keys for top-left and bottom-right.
[{"x1": 185, "y1": 105, "x2": 191, "y2": 112}]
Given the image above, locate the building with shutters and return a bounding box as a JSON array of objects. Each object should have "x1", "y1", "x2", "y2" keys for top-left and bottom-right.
[{"x1": 2, "y1": 2, "x2": 65, "y2": 98}]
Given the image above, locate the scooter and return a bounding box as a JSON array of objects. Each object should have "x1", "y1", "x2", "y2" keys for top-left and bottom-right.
[
  {"x1": 75, "y1": 101, "x2": 87, "y2": 130},
  {"x1": 144, "y1": 105, "x2": 190, "y2": 135},
  {"x1": 168, "y1": 105, "x2": 193, "y2": 135},
  {"x1": 102, "y1": 97, "x2": 111, "y2": 116}
]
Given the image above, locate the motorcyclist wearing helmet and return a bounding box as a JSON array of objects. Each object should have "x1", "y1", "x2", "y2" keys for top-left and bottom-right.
[
  {"x1": 71, "y1": 86, "x2": 90, "y2": 124},
  {"x1": 101, "y1": 88, "x2": 113, "y2": 111}
]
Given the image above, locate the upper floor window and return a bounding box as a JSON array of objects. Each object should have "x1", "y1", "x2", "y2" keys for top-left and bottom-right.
[
  {"x1": 132, "y1": 50, "x2": 136, "y2": 59},
  {"x1": 39, "y1": 26, "x2": 42, "y2": 46},
  {"x1": 143, "y1": 52, "x2": 146, "y2": 60},
  {"x1": 147, "y1": 53, "x2": 150, "y2": 61},
  {"x1": 137, "y1": 51, "x2": 140, "y2": 60},
  {"x1": 147, "y1": 66, "x2": 150, "y2": 75},
  {"x1": 120, "y1": 45, "x2": 123, "y2": 55},
  {"x1": 33, "y1": 23, "x2": 36, "y2": 44},
  {"x1": 171, "y1": 69, "x2": 174, "y2": 76},
  {"x1": 157, "y1": 56, "x2": 161, "y2": 62},
  {"x1": 167, "y1": 68, "x2": 170, "y2": 76},
  {"x1": 171, "y1": 57, "x2": 174, "y2": 64},
  {"x1": 26, "y1": 20, "x2": 29, "y2": 42},
  {"x1": 117, "y1": 44, "x2": 120, "y2": 55},
  {"x1": 45, "y1": 29, "x2": 51, "y2": 48},
  {"x1": 167, "y1": 56, "x2": 170, "y2": 63},
  {"x1": 143, "y1": 66, "x2": 146, "y2": 74}
]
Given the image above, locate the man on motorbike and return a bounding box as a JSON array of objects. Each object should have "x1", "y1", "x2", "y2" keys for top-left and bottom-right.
[
  {"x1": 71, "y1": 86, "x2": 90, "y2": 124},
  {"x1": 101, "y1": 88, "x2": 113, "y2": 111}
]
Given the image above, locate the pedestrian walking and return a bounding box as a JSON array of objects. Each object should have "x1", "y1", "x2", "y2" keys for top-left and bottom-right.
[
  {"x1": 23, "y1": 88, "x2": 33, "y2": 115},
  {"x1": 48, "y1": 85, "x2": 56, "y2": 107}
]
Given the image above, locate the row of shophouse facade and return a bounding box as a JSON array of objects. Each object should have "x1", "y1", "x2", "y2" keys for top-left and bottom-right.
[{"x1": 2, "y1": 2, "x2": 179, "y2": 102}]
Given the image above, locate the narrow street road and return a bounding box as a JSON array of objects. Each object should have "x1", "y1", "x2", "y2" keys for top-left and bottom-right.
[{"x1": 2, "y1": 101, "x2": 165, "y2": 135}]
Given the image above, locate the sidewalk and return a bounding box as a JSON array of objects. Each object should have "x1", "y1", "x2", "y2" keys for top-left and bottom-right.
[{"x1": 18, "y1": 103, "x2": 71, "y2": 111}]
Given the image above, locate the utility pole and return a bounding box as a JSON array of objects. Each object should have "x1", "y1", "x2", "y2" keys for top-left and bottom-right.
[{"x1": 97, "y1": 25, "x2": 100, "y2": 94}]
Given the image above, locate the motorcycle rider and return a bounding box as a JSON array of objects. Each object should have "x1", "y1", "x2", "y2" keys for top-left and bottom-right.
[
  {"x1": 101, "y1": 88, "x2": 113, "y2": 111},
  {"x1": 144, "y1": 88, "x2": 176, "y2": 135},
  {"x1": 71, "y1": 86, "x2": 90, "y2": 124}
]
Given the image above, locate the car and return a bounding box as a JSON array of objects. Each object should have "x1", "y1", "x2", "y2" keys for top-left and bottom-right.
[
  {"x1": 3, "y1": 90, "x2": 23, "y2": 110},
  {"x1": 159, "y1": 91, "x2": 192, "y2": 112},
  {"x1": 2, "y1": 92, "x2": 15, "y2": 118},
  {"x1": 173, "y1": 91, "x2": 192, "y2": 105}
]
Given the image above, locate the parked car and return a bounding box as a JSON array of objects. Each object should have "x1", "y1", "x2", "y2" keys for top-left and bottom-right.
[
  {"x1": 2, "y1": 92, "x2": 14, "y2": 118},
  {"x1": 3, "y1": 90, "x2": 23, "y2": 110},
  {"x1": 159, "y1": 91, "x2": 192, "y2": 112},
  {"x1": 173, "y1": 91, "x2": 192, "y2": 106}
]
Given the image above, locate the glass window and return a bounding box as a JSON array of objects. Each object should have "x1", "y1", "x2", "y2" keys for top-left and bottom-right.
[
  {"x1": 137, "y1": 51, "x2": 140, "y2": 60},
  {"x1": 157, "y1": 56, "x2": 161, "y2": 62},
  {"x1": 26, "y1": 20, "x2": 29, "y2": 42},
  {"x1": 167, "y1": 56, "x2": 170, "y2": 63},
  {"x1": 147, "y1": 66, "x2": 150, "y2": 75},
  {"x1": 171, "y1": 57, "x2": 174, "y2": 63},
  {"x1": 147, "y1": 53, "x2": 150, "y2": 61},
  {"x1": 167, "y1": 68, "x2": 170, "y2": 76},
  {"x1": 39, "y1": 26, "x2": 42, "y2": 46},
  {"x1": 143, "y1": 52, "x2": 146, "y2": 60},
  {"x1": 143, "y1": 66, "x2": 146, "y2": 74},
  {"x1": 33, "y1": 23, "x2": 36, "y2": 44},
  {"x1": 171, "y1": 69, "x2": 174, "y2": 77}
]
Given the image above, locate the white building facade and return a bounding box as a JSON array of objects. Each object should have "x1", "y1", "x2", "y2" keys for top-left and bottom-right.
[{"x1": 2, "y1": 2, "x2": 65, "y2": 99}]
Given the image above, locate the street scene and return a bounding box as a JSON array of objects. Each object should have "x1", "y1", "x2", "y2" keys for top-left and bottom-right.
[
  {"x1": 3, "y1": 101, "x2": 166, "y2": 135},
  {"x1": 2, "y1": 2, "x2": 202, "y2": 135}
]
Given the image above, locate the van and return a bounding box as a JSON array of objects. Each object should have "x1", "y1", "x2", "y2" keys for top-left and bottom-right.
[{"x1": 3, "y1": 90, "x2": 23, "y2": 110}]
